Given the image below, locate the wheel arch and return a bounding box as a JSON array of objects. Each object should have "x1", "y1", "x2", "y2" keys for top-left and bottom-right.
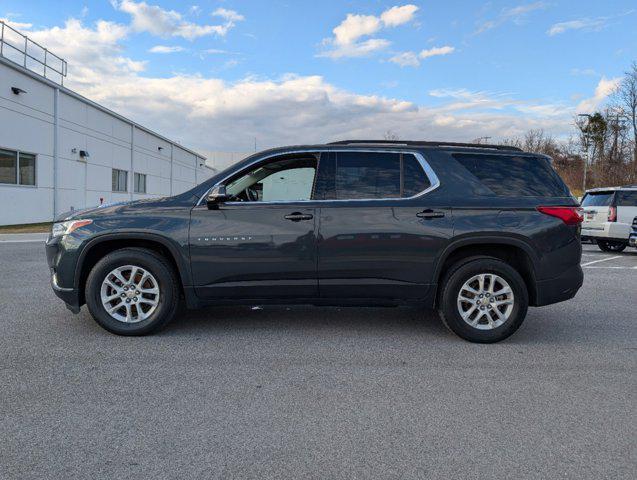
[
  {"x1": 433, "y1": 236, "x2": 539, "y2": 307},
  {"x1": 74, "y1": 232, "x2": 191, "y2": 306}
]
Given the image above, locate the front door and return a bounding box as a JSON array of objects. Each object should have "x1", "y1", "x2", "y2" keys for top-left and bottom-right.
[
  {"x1": 190, "y1": 154, "x2": 320, "y2": 299},
  {"x1": 314, "y1": 151, "x2": 453, "y2": 300}
]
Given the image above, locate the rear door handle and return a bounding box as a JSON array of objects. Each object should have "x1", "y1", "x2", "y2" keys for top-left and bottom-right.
[
  {"x1": 417, "y1": 209, "x2": 445, "y2": 219},
  {"x1": 284, "y1": 212, "x2": 313, "y2": 222}
]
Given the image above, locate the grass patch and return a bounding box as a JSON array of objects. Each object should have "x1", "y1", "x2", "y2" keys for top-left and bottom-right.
[{"x1": 0, "y1": 222, "x2": 52, "y2": 234}]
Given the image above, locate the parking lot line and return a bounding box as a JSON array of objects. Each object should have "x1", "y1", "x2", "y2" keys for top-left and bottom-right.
[
  {"x1": 581, "y1": 255, "x2": 622, "y2": 267},
  {"x1": 583, "y1": 265, "x2": 636, "y2": 269}
]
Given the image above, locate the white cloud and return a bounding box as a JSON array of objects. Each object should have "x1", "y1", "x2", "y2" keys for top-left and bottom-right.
[
  {"x1": 332, "y1": 14, "x2": 381, "y2": 46},
  {"x1": 389, "y1": 45, "x2": 455, "y2": 67},
  {"x1": 320, "y1": 5, "x2": 418, "y2": 59},
  {"x1": 320, "y1": 38, "x2": 391, "y2": 59},
  {"x1": 0, "y1": 17, "x2": 33, "y2": 29},
  {"x1": 389, "y1": 51, "x2": 420, "y2": 67},
  {"x1": 19, "y1": 18, "x2": 607, "y2": 152},
  {"x1": 26, "y1": 18, "x2": 143, "y2": 80},
  {"x1": 420, "y1": 45, "x2": 455, "y2": 59},
  {"x1": 149, "y1": 45, "x2": 185, "y2": 53},
  {"x1": 576, "y1": 77, "x2": 621, "y2": 112},
  {"x1": 547, "y1": 18, "x2": 607, "y2": 36},
  {"x1": 380, "y1": 5, "x2": 419, "y2": 27},
  {"x1": 212, "y1": 8, "x2": 245, "y2": 23},
  {"x1": 113, "y1": 0, "x2": 241, "y2": 40},
  {"x1": 476, "y1": 1, "x2": 547, "y2": 34}
]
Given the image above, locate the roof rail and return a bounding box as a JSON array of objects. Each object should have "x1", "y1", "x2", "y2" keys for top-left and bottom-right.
[{"x1": 327, "y1": 139, "x2": 523, "y2": 152}]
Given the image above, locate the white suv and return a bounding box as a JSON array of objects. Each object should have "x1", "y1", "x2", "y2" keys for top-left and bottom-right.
[{"x1": 581, "y1": 186, "x2": 637, "y2": 252}]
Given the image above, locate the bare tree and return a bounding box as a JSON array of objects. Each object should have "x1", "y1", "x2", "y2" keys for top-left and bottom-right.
[
  {"x1": 614, "y1": 62, "x2": 637, "y2": 167},
  {"x1": 383, "y1": 130, "x2": 399, "y2": 141}
]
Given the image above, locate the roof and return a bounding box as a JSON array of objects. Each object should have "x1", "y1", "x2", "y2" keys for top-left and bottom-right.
[{"x1": 328, "y1": 140, "x2": 523, "y2": 152}]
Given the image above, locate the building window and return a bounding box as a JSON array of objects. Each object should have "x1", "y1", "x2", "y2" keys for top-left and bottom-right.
[
  {"x1": 112, "y1": 168, "x2": 128, "y2": 192},
  {"x1": 0, "y1": 148, "x2": 36, "y2": 186},
  {"x1": 134, "y1": 173, "x2": 147, "y2": 194}
]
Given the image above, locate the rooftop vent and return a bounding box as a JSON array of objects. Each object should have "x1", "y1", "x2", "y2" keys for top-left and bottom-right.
[{"x1": 0, "y1": 20, "x2": 67, "y2": 85}]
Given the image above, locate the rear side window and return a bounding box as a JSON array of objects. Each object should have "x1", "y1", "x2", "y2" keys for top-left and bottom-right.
[
  {"x1": 335, "y1": 152, "x2": 401, "y2": 200},
  {"x1": 453, "y1": 153, "x2": 570, "y2": 197},
  {"x1": 616, "y1": 191, "x2": 637, "y2": 207},
  {"x1": 581, "y1": 192, "x2": 614, "y2": 207},
  {"x1": 314, "y1": 152, "x2": 432, "y2": 200}
]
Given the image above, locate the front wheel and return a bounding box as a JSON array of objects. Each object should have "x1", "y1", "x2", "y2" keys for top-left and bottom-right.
[
  {"x1": 438, "y1": 257, "x2": 529, "y2": 343},
  {"x1": 597, "y1": 240, "x2": 627, "y2": 252},
  {"x1": 85, "y1": 248, "x2": 180, "y2": 335}
]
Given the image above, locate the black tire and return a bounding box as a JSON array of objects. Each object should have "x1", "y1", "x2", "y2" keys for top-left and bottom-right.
[
  {"x1": 437, "y1": 257, "x2": 528, "y2": 343},
  {"x1": 597, "y1": 240, "x2": 627, "y2": 252},
  {"x1": 85, "y1": 248, "x2": 180, "y2": 335}
]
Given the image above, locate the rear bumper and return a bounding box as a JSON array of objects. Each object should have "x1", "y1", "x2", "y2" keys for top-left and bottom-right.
[
  {"x1": 629, "y1": 234, "x2": 637, "y2": 248},
  {"x1": 534, "y1": 263, "x2": 583, "y2": 307},
  {"x1": 581, "y1": 222, "x2": 630, "y2": 241}
]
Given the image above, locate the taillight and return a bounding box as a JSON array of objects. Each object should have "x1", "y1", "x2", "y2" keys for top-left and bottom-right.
[
  {"x1": 608, "y1": 206, "x2": 617, "y2": 222},
  {"x1": 537, "y1": 206, "x2": 583, "y2": 225}
]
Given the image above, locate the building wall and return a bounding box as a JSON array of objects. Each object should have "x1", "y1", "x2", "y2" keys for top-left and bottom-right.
[
  {"x1": 0, "y1": 59, "x2": 214, "y2": 226},
  {"x1": 205, "y1": 150, "x2": 252, "y2": 172}
]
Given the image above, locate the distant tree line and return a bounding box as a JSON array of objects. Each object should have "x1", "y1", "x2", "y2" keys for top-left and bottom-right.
[{"x1": 499, "y1": 62, "x2": 637, "y2": 195}]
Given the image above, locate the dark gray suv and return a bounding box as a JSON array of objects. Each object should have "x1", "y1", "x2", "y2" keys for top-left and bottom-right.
[{"x1": 46, "y1": 140, "x2": 584, "y2": 342}]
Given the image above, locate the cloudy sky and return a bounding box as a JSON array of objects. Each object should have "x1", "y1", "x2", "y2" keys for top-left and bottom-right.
[{"x1": 1, "y1": 0, "x2": 636, "y2": 155}]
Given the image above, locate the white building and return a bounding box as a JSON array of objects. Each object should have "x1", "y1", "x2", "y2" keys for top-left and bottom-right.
[{"x1": 0, "y1": 22, "x2": 228, "y2": 226}]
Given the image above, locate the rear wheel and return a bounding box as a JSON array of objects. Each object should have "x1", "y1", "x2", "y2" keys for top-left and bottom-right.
[
  {"x1": 438, "y1": 257, "x2": 528, "y2": 343},
  {"x1": 85, "y1": 248, "x2": 180, "y2": 335},
  {"x1": 597, "y1": 240, "x2": 626, "y2": 252}
]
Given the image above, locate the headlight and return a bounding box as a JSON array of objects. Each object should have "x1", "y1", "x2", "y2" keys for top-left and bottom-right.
[{"x1": 51, "y1": 219, "x2": 93, "y2": 238}]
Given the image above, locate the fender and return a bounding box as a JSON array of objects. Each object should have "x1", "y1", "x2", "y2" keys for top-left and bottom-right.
[
  {"x1": 433, "y1": 233, "x2": 540, "y2": 283},
  {"x1": 73, "y1": 231, "x2": 193, "y2": 291}
]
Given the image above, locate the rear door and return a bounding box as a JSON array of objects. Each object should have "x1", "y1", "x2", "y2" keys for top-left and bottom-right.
[
  {"x1": 581, "y1": 191, "x2": 615, "y2": 229},
  {"x1": 314, "y1": 150, "x2": 453, "y2": 300}
]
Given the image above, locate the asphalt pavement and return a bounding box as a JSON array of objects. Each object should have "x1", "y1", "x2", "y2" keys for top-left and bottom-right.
[{"x1": 1, "y1": 241, "x2": 635, "y2": 479}]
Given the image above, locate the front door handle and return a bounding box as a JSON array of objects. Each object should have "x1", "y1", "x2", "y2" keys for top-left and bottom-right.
[
  {"x1": 284, "y1": 212, "x2": 313, "y2": 222},
  {"x1": 417, "y1": 209, "x2": 445, "y2": 219}
]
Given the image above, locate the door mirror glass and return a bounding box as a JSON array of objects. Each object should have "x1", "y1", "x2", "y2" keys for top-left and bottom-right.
[{"x1": 206, "y1": 185, "x2": 228, "y2": 208}]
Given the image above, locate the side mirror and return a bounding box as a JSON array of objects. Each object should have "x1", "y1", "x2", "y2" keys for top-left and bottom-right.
[{"x1": 206, "y1": 185, "x2": 228, "y2": 209}]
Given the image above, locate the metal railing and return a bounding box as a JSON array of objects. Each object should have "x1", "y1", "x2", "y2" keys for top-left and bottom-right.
[{"x1": 0, "y1": 20, "x2": 67, "y2": 85}]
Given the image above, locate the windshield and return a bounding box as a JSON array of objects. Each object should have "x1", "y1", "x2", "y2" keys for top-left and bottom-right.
[{"x1": 581, "y1": 192, "x2": 614, "y2": 207}]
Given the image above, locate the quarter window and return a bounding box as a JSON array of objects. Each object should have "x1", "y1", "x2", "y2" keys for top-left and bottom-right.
[
  {"x1": 112, "y1": 168, "x2": 128, "y2": 192},
  {"x1": 134, "y1": 173, "x2": 147, "y2": 194},
  {"x1": 453, "y1": 153, "x2": 570, "y2": 197},
  {"x1": 0, "y1": 148, "x2": 36, "y2": 186},
  {"x1": 402, "y1": 154, "x2": 431, "y2": 197},
  {"x1": 616, "y1": 191, "x2": 637, "y2": 207}
]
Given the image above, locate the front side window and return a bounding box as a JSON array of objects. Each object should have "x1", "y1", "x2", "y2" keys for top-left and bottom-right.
[
  {"x1": 134, "y1": 173, "x2": 147, "y2": 194},
  {"x1": 0, "y1": 148, "x2": 36, "y2": 186},
  {"x1": 314, "y1": 152, "x2": 431, "y2": 200},
  {"x1": 225, "y1": 156, "x2": 318, "y2": 202},
  {"x1": 112, "y1": 169, "x2": 128, "y2": 192}
]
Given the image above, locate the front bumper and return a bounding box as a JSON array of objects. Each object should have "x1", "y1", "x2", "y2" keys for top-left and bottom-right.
[
  {"x1": 46, "y1": 236, "x2": 81, "y2": 313},
  {"x1": 534, "y1": 263, "x2": 583, "y2": 307},
  {"x1": 630, "y1": 234, "x2": 637, "y2": 248}
]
